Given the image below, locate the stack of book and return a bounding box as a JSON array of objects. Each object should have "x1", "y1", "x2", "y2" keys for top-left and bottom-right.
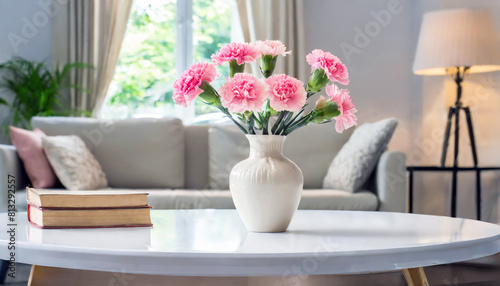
[{"x1": 27, "y1": 187, "x2": 152, "y2": 229}]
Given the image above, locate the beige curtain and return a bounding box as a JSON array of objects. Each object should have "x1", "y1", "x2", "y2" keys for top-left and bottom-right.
[
  {"x1": 52, "y1": 0, "x2": 133, "y2": 117},
  {"x1": 236, "y1": 0, "x2": 306, "y2": 81}
]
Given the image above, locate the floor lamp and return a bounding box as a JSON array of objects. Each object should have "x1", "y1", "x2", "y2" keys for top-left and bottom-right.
[{"x1": 413, "y1": 9, "x2": 500, "y2": 168}]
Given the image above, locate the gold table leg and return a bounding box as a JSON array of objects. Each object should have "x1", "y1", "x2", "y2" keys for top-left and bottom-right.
[
  {"x1": 29, "y1": 265, "x2": 431, "y2": 286},
  {"x1": 402, "y1": 267, "x2": 429, "y2": 286}
]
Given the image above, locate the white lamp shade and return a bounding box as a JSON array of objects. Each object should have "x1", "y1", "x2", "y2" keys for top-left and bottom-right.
[{"x1": 413, "y1": 9, "x2": 500, "y2": 75}]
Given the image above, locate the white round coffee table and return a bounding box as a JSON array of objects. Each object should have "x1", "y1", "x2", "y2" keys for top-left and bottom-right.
[{"x1": 1, "y1": 210, "x2": 500, "y2": 285}]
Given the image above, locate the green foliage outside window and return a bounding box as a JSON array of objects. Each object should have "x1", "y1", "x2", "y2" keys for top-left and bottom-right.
[{"x1": 105, "y1": 0, "x2": 232, "y2": 118}]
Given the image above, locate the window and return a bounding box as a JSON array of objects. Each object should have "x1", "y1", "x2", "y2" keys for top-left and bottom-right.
[{"x1": 101, "y1": 0, "x2": 241, "y2": 123}]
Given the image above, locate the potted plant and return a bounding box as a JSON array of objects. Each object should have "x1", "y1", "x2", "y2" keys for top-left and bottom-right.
[
  {"x1": 0, "y1": 57, "x2": 91, "y2": 133},
  {"x1": 173, "y1": 41, "x2": 357, "y2": 232}
]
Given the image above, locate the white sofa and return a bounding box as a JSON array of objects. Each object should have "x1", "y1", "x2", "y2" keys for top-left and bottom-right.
[{"x1": 0, "y1": 117, "x2": 407, "y2": 213}]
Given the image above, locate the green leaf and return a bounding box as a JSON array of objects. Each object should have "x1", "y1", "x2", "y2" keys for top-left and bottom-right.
[{"x1": 0, "y1": 57, "x2": 91, "y2": 131}]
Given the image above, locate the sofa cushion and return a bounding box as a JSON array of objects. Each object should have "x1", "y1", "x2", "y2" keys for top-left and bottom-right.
[
  {"x1": 9, "y1": 126, "x2": 58, "y2": 188},
  {"x1": 15, "y1": 189, "x2": 378, "y2": 211},
  {"x1": 208, "y1": 125, "x2": 248, "y2": 190},
  {"x1": 32, "y1": 117, "x2": 185, "y2": 189},
  {"x1": 184, "y1": 125, "x2": 210, "y2": 189},
  {"x1": 42, "y1": 135, "x2": 108, "y2": 190},
  {"x1": 208, "y1": 124, "x2": 353, "y2": 189},
  {"x1": 323, "y1": 118, "x2": 398, "y2": 192}
]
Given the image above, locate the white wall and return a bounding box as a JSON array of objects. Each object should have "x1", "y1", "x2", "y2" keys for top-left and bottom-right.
[
  {"x1": 305, "y1": 0, "x2": 500, "y2": 223},
  {"x1": 0, "y1": 0, "x2": 52, "y2": 144},
  {"x1": 304, "y1": 0, "x2": 415, "y2": 153}
]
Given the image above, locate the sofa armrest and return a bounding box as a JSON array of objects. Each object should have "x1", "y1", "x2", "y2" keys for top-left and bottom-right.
[
  {"x1": 375, "y1": 150, "x2": 407, "y2": 213},
  {"x1": 0, "y1": 145, "x2": 29, "y2": 212}
]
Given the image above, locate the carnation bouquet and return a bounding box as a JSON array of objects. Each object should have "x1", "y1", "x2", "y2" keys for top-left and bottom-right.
[{"x1": 173, "y1": 41, "x2": 357, "y2": 135}]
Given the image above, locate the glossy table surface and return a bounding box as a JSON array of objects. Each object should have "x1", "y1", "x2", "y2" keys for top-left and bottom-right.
[{"x1": 1, "y1": 210, "x2": 500, "y2": 276}]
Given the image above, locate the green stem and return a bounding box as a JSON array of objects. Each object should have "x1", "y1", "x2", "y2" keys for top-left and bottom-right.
[
  {"x1": 263, "y1": 119, "x2": 269, "y2": 135},
  {"x1": 283, "y1": 112, "x2": 313, "y2": 135},
  {"x1": 262, "y1": 100, "x2": 271, "y2": 135},
  {"x1": 271, "y1": 112, "x2": 286, "y2": 135},
  {"x1": 217, "y1": 106, "x2": 247, "y2": 134},
  {"x1": 276, "y1": 111, "x2": 294, "y2": 135},
  {"x1": 247, "y1": 116, "x2": 255, "y2": 134},
  {"x1": 317, "y1": 119, "x2": 334, "y2": 125},
  {"x1": 252, "y1": 113, "x2": 262, "y2": 130},
  {"x1": 229, "y1": 114, "x2": 248, "y2": 134},
  {"x1": 283, "y1": 108, "x2": 306, "y2": 131}
]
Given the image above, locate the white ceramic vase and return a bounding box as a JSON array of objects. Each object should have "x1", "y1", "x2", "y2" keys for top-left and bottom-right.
[{"x1": 229, "y1": 135, "x2": 303, "y2": 232}]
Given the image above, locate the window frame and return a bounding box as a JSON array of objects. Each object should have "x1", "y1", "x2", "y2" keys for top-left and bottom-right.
[{"x1": 175, "y1": 0, "x2": 196, "y2": 123}]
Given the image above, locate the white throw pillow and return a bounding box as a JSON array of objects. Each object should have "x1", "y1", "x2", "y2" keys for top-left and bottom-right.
[
  {"x1": 42, "y1": 135, "x2": 108, "y2": 190},
  {"x1": 323, "y1": 118, "x2": 398, "y2": 192}
]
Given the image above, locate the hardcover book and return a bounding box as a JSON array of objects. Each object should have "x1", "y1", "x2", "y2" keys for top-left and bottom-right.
[
  {"x1": 28, "y1": 204, "x2": 153, "y2": 229},
  {"x1": 26, "y1": 187, "x2": 152, "y2": 229},
  {"x1": 27, "y1": 187, "x2": 149, "y2": 208}
]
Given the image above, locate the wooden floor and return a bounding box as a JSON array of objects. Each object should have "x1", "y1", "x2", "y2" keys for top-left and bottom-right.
[{"x1": 3, "y1": 255, "x2": 500, "y2": 286}]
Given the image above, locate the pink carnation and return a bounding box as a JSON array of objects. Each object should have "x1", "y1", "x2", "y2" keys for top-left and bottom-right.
[
  {"x1": 173, "y1": 62, "x2": 219, "y2": 107},
  {"x1": 255, "y1": 40, "x2": 291, "y2": 57},
  {"x1": 219, "y1": 73, "x2": 268, "y2": 113},
  {"x1": 326, "y1": 84, "x2": 357, "y2": 133},
  {"x1": 211, "y1": 42, "x2": 260, "y2": 66},
  {"x1": 307, "y1": 49, "x2": 349, "y2": 85},
  {"x1": 266, "y1": 74, "x2": 306, "y2": 112}
]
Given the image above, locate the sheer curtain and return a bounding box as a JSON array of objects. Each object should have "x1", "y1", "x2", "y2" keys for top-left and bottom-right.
[
  {"x1": 236, "y1": 0, "x2": 307, "y2": 81},
  {"x1": 51, "y1": 0, "x2": 133, "y2": 117}
]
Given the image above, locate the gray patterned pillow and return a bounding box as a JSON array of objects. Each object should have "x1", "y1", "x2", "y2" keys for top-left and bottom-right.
[
  {"x1": 323, "y1": 118, "x2": 398, "y2": 192},
  {"x1": 42, "y1": 135, "x2": 108, "y2": 190}
]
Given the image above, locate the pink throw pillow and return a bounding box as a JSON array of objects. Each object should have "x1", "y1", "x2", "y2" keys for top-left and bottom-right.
[{"x1": 9, "y1": 126, "x2": 58, "y2": 188}]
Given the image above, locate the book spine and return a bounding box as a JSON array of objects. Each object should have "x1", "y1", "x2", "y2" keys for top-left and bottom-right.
[
  {"x1": 27, "y1": 202, "x2": 152, "y2": 211},
  {"x1": 27, "y1": 204, "x2": 32, "y2": 223},
  {"x1": 28, "y1": 221, "x2": 153, "y2": 229}
]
